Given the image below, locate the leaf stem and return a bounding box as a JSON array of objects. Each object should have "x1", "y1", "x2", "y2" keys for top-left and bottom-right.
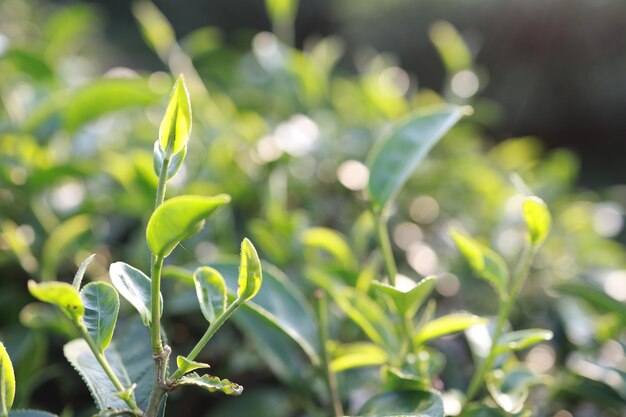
[
  {"x1": 76, "y1": 323, "x2": 143, "y2": 415},
  {"x1": 315, "y1": 291, "x2": 344, "y2": 417},
  {"x1": 150, "y1": 255, "x2": 165, "y2": 354},
  {"x1": 465, "y1": 244, "x2": 535, "y2": 403},
  {"x1": 155, "y1": 155, "x2": 171, "y2": 209},
  {"x1": 373, "y1": 210, "x2": 397, "y2": 286},
  {"x1": 169, "y1": 298, "x2": 243, "y2": 382}
]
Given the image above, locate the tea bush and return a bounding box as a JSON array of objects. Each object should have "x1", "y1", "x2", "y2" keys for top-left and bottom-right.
[{"x1": 0, "y1": 1, "x2": 624, "y2": 416}]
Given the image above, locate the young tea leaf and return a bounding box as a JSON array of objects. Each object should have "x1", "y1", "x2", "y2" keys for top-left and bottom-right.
[
  {"x1": 494, "y1": 329, "x2": 553, "y2": 355},
  {"x1": 450, "y1": 229, "x2": 509, "y2": 297},
  {"x1": 0, "y1": 342, "x2": 16, "y2": 415},
  {"x1": 159, "y1": 75, "x2": 191, "y2": 156},
  {"x1": 367, "y1": 106, "x2": 463, "y2": 210},
  {"x1": 153, "y1": 140, "x2": 186, "y2": 180},
  {"x1": 176, "y1": 356, "x2": 210, "y2": 376},
  {"x1": 146, "y1": 194, "x2": 231, "y2": 258},
  {"x1": 358, "y1": 390, "x2": 445, "y2": 417},
  {"x1": 27, "y1": 281, "x2": 84, "y2": 320},
  {"x1": 301, "y1": 227, "x2": 356, "y2": 271},
  {"x1": 414, "y1": 313, "x2": 487, "y2": 345},
  {"x1": 237, "y1": 238, "x2": 263, "y2": 301},
  {"x1": 80, "y1": 282, "x2": 120, "y2": 351},
  {"x1": 193, "y1": 267, "x2": 227, "y2": 323},
  {"x1": 522, "y1": 196, "x2": 551, "y2": 246},
  {"x1": 174, "y1": 373, "x2": 243, "y2": 396},
  {"x1": 109, "y1": 262, "x2": 161, "y2": 326},
  {"x1": 72, "y1": 253, "x2": 96, "y2": 289},
  {"x1": 372, "y1": 276, "x2": 437, "y2": 318},
  {"x1": 330, "y1": 342, "x2": 388, "y2": 372}
]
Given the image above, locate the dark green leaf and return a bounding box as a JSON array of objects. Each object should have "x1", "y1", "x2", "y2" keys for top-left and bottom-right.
[
  {"x1": 80, "y1": 282, "x2": 120, "y2": 351},
  {"x1": 8, "y1": 411, "x2": 58, "y2": 417},
  {"x1": 0, "y1": 342, "x2": 16, "y2": 414},
  {"x1": 237, "y1": 238, "x2": 263, "y2": 301},
  {"x1": 27, "y1": 281, "x2": 84, "y2": 320},
  {"x1": 109, "y1": 262, "x2": 161, "y2": 326},
  {"x1": 450, "y1": 229, "x2": 509, "y2": 297},
  {"x1": 153, "y1": 140, "x2": 186, "y2": 180},
  {"x1": 159, "y1": 75, "x2": 192, "y2": 155},
  {"x1": 146, "y1": 195, "x2": 230, "y2": 258},
  {"x1": 193, "y1": 267, "x2": 227, "y2": 323},
  {"x1": 414, "y1": 313, "x2": 487, "y2": 344},
  {"x1": 367, "y1": 106, "x2": 463, "y2": 210},
  {"x1": 494, "y1": 329, "x2": 553, "y2": 355},
  {"x1": 358, "y1": 390, "x2": 445, "y2": 417},
  {"x1": 175, "y1": 373, "x2": 242, "y2": 396}
]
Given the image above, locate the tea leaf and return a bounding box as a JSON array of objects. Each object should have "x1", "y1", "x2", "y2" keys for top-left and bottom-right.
[
  {"x1": 0, "y1": 342, "x2": 16, "y2": 415},
  {"x1": 494, "y1": 329, "x2": 553, "y2": 355},
  {"x1": 27, "y1": 281, "x2": 84, "y2": 320},
  {"x1": 153, "y1": 140, "x2": 186, "y2": 180},
  {"x1": 146, "y1": 194, "x2": 231, "y2": 258},
  {"x1": 330, "y1": 342, "x2": 387, "y2": 372},
  {"x1": 372, "y1": 276, "x2": 437, "y2": 318},
  {"x1": 358, "y1": 390, "x2": 445, "y2": 417},
  {"x1": 450, "y1": 228, "x2": 509, "y2": 297},
  {"x1": 176, "y1": 356, "x2": 210, "y2": 376},
  {"x1": 72, "y1": 253, "x2": 96, "y2": 289},
  {"x1": 159, "y1": 75, "x2": 192, "y2": 156},
  {"x1": 556, "y1": 282, "x2": 626, "y2": 320},
  {"x1": 486, "y1": 368, "x2": 546, "y2": 414},
  {"x1": 175, "y1": 373, "x2": 243, "y2": 396},
  {"x1": 8, "y1": 411, "x2": 58, "y2": 417},
  {"x1": 522, "y1": 196, "x2": 551, "y2": 246},
  {"x1": 367, "y1": 106, "x2": 463, "y2": 210},
  {"x1": 109, "y1": 262, "x2": 161, "y2": 326},
  {"x1": 80, "y1": 282, "x2": 120, "y2": 351},
  {"x1": 414, "y1": 313, "x2": 487, "y2": 344},
  {"x1": 193, "y1": 267, "x2": 227, "y2": 323},
  {"x1": 237, "y1": 238, "x2": 263, "y2": 301},
  {"x1": 301, "y1": 227, "x2": 355, "y2": 271},
  {"x1": 41, "y1": 215, "x2": 91, "y2": 281}
]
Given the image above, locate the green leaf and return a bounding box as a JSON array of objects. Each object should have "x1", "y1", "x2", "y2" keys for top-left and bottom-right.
[
  {"x1": 556, "y1": 282, "x2": 626, "y2": 320},
  {"x1": 358, "y1": 390, "x2": 445, "y2": 417},
  {"x1": 522, "y1": 196, "x2": 551, "y2": 246},
  {"x1": 265, "y1": 0, "x2": 299, "y2": 25},
  {"x1": 109, "y1": 262, "x2": 161, "y2": 326},
  {"x1": 41, "y1": 215, "x2": 91, "y2": 281},
  {"x1": 159, "y1": 75, "x2": 192, "y2": 155},
  {"x1": 175, "y1": 373, "x2": 243, "y2": 396},
  {"x1": 0, "y1": 342, "x2": 16, "y2": 415},
  {"x1": 80, "y1": 282, "x2": 120, "y2": 352},
  {"x1": 193, "y1": 267, "x2": 227, "y2": 323},
  {"x1": 458, "y1": 405, "x2": 507, "y2": 417},
  {"x1": 176, "y1": 356, "x2": 210, "y2": 376},
  {"x1": 450, "y1": 229, "x2": 509, "y2": 297},
  {"x1": 146, "y1": 195, "x2": 231, "y2": 258},
  {"x1": 330, "y1": 342, "x2": 387, "y2": 372},
  {"x1": 72, "y1": 253, "x2": 96, "y2": 289},
  {"x1": 27, "y1": 281, "x2": 84, "y2": 320},
  {"x1": 64, "y1": 317, "x2": 154, "y2": 411},
  {"x1": 8, "y1": 411, "x2": 58, "y2": 417},
  {"x1": 494, "y1": 329, "x2": 553, "y2": 355},
  {"x1": 372, "y1": 276, "x2": 437, "y2": 318},
  {"x1": 237, "y1": 239, "x2": 263, "y2": 301},
  {"x1": 367, "y1": 106, "x2": 463, "y2": 210},
  {"x1": 428, "y1": 21, "x2": 472, "y2": 73},
  {"x1": 301, "y1": 227, "x2": 356, "y2": 271},
  {"x1": 486, "y1": 368, "x2": 546, "y2": 414},
  {"x1": 132, "y1": 0, "x2": 176, "y2": 58},
  {"x1": 153, "y1": 140, "x2": 186, "y2": 180},
  {"x1": 414, "y1": 313, "x2": 487, "y2": 345}
]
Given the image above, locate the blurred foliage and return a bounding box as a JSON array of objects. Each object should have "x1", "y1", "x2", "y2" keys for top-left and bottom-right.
[{"x1": 0, "y1": 0, "x2": 624, "y2": 416}]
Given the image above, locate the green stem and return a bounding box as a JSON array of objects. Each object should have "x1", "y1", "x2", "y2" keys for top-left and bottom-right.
[
  {"x1": 150, "y1": 255, "x2": 165, "y2": 354},
  {"x1": 169, "y1": 299, "x2": 243, "y2": 382},
  {"x1": 155, "y1": 156, "x2": 171, "y2": 209},
  {"x1": 76, "y1": 323, "x2": 143, "y2": 415},
  {"x1": 315, "y1": 292, "x2": 344, "y2": 417},
  {"x1": 465, "y1": 244, "x2": 535, "y2": 403},
  {"x1": 374, "y1": 210, "x2": 397, "y2": 286}
]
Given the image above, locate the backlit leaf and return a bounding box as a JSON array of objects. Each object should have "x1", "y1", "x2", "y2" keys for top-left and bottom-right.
[
  {"x1": 146, "y1": 195, "x2": 230, "y2": 258},
  {"x1": 237, "y1": 239, "x2": 263, "y2": 301},
  {"x1": 373, "y1": 276, "x2": 437, "y2": 318},
  {"x1": 494, "y1": 329, "x2": 553, "y2": 355},
  {"x1": 158, "y1": 75, "x2": 192, "y2": 155},
  {"x1": 522, "y1": 196, "x2": 551, "y2": 246},
  {"x1": 330, "y1": 342, "x2": 387, "y2": 372},
  {"x1": 27, "y1": 281, "x2": 84, "y2": 320},
  {"x1": 0, "y1": 342, "x2": 16, "y2": 414},
  {"x1": 80, "y1": 282, "x2": 120, "y2": 351},
  {"x1": 414, "y1": 313, "x2": 487, "y2": 345},
  {"x1": 176, "y1": 356, "x2": 210, "y2": 376}
]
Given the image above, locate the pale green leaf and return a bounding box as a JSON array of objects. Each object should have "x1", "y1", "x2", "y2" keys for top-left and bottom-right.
[
  {"x1": 373, "y1": 276, "x2": 437, "y2": 318},
  {"x1": 494, "y1": 329, "x2": 553, "y2": 355},
  {"x1": 522, "y1": 196, "x2": 551, "y2": 246},
  {"x1": 109, "y1": 262, "x2": 161, "y2": 326},
  {"x1": 301, "y1": 227, "x2": 355, "y2": 271},
  {"x1": 153, "y1": 140, "x2": 186, "y2": 180},
  {"x1": 176, "y1": 356, "x2": 210, "y2": 376},
  {"x1": 450, "y1": 228, "x2": 509, "y2": 297},
  {"x1": 193, "y1": 267, "x2": 227, "y2": 323},
  {"x1": 429, "y1": 21, "x2": 472, "y2": 73},
  {"x1": 414, "y1": 313, "x2": 487, "y2": 344},
  {"x1": 132, "y1": 0, "x2": 176, "y2": 58},
  {"x1": 0, "y1": 342, "x2": 16, "y2": 415},
  {"x1": 265, "y1": 0, "x2": 299, "y2": 24},
  {"x1": 80, "y1": 282, "x2": 120, "y2": 351},
  {"x1": 367, "y1": 106, "x2": 463, "y2": 210},
  {"x1": 330, "y1": 342, "x2": 387, "y2": 372},
  {"x1": 72, "y1": 253, "x2": 96, "y2": 289},
  {"x1": 486, "y1": 368, "x2": 546, "y2": 414},
  {"x1": 358, "y1": 390, "x2": 445, "y2": 417},
  {"x1": 237, "y1": 239, "x2": 263, "y2": 301},
  {"x1": 146, "y1": 194, "x2": 230, "y2": 258},
  {"x1": 175, "y1": 372, "x2": 243, "y2": 396},
  {"x1": 158, "y1": 75, "x2": 191, "y2": 155},
  {"x1": 27, "y1": 281, "x2": 84, "y2": 320}
]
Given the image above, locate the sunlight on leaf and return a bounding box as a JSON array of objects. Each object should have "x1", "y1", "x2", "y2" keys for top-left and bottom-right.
[{"x1": 27, "y1": 281, "x2": 84, "y2": 320}]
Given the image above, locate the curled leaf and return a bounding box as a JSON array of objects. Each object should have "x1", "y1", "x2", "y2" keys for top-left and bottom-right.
[
  {"x1": 175, "y1": 372, "x2": 243, "y2": 396},
  {"x1": 158, "y1": 74, "x2": 191, "y2": 155},
  {"x1": 193, "y1": 267, "x2": 227, "y2": 323}
]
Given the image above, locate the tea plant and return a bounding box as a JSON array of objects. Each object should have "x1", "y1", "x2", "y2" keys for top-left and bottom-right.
[{"x1": 1, "y1": 76, "x2": 263, "y2": 417}]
